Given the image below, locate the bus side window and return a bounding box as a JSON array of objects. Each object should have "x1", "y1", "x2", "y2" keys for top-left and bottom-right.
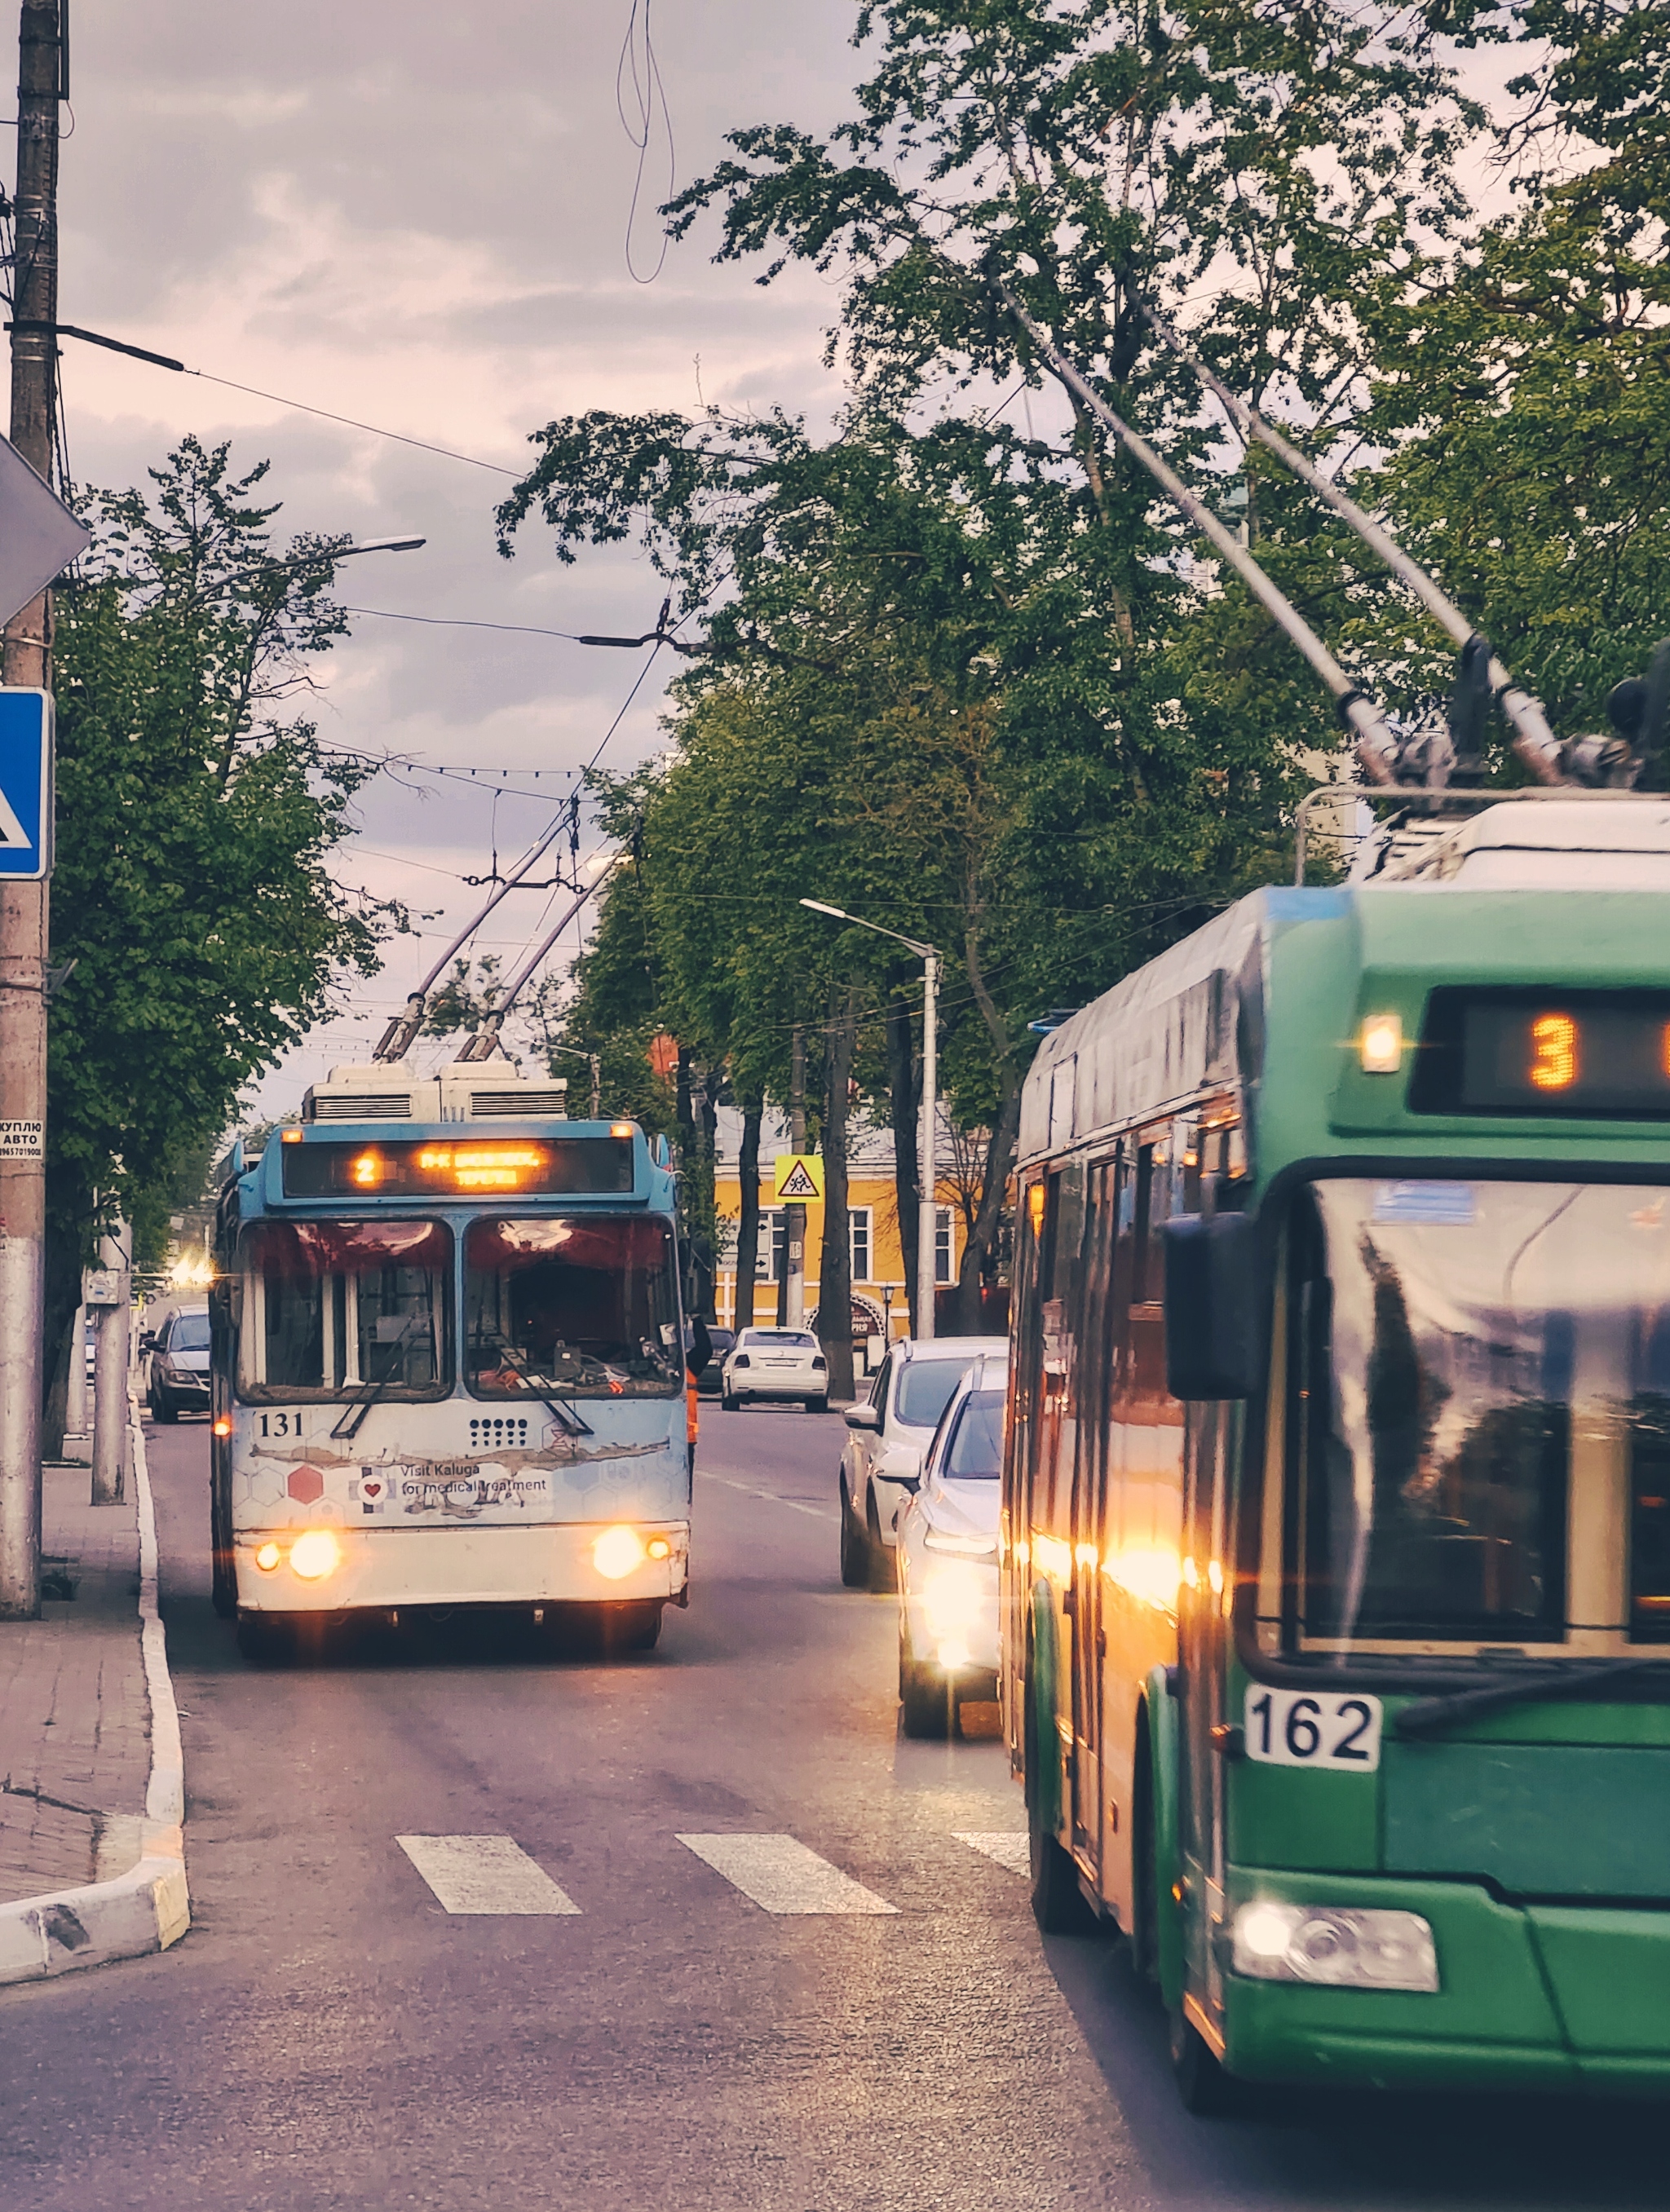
[{"x1": 1036, "y1": 1167, "x2": 1085, "y2": 1544}]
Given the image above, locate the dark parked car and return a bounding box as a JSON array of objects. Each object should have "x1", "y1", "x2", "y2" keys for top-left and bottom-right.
[
  {"x1": 146, "y1": 1306, "x2": 212, "y2": 1423},
  {"x1": 695, "y1": 1327, "x2": 735, "y2": 1396}
]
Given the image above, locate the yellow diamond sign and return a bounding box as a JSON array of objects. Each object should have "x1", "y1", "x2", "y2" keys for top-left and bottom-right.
[{"x1": 773, "y1": 1153, "x2": 824, "y2": 1201}]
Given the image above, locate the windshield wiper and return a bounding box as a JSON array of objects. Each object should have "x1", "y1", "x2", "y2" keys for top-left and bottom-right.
[
  {"x1": 1393, "y1": 1654, "x2": 1670, "y2": 1740},
  {"x1": 331, "y1": 1315, "x2": 427, "y2": 1443},
  {"x1": 468, "y1": 1327, "x2": 594, "y2": 1438}
]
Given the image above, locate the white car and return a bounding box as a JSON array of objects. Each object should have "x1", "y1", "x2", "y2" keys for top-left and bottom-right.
[
  {"x1": 895, "y1": 1353, "x2": 1006, "y2": 1737},
  {"x1": 720, "y1": 1327, "x2": 828, "y2": 1411},
  {"x1": 837, "y1": 1335, "x2": 1006, "y2": 1590}
]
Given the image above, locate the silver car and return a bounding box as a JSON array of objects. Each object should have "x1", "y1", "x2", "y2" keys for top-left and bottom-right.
[
  {"x1": 719, "y1": 1327, "x2": 828, "y2": 1411},
  {"x1": 146, "y1": 1306, "x2": 212, "y2": 1423},
  {"x1": 895, "y1": 1353, "x2": 1005, "y2": 1737},
  {"x1": 837, "y1": 1335, "x2": 1006, "y2": 1590}
]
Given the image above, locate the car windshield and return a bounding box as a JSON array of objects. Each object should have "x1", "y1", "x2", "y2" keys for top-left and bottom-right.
[
  {"x1": 897, "y1": 1354, "x2": 979, "y2": 1428},
  {"x1": 943, "y1": 1385, "x2": 1006, "y2": 1478},
  {"x1": 464, "y1": 1215, "x2": 681, "y2": 1398},
  {"x1": 1286, "y1": 1179, "x2": 1670, "y2": 1649},
  {"x1": 744, "y1": 1331, "x2": 815, "y2": 1350},
  {"x1": 171, "y1": 1314, "x2": 210, "y2": 1353},
  {"x1": 237, "y1": 1220, "x2": 450, "y2": 1402}
]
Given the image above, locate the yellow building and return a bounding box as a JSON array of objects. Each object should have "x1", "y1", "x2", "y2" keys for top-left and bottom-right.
[{"x1": 711, "y1": 1108, "x2": 964, "y2": 1361}]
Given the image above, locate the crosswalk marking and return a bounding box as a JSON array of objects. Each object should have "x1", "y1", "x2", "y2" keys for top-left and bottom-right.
[
  {"x1": 954, "y1": 1830, "x2": 1029, "y2": 1876},
  {"x1": 677, "y1": 1832, "x2": 898, "y2": 1914},
  {"x1": 397, "y1": 1834, "x2": 581, "y2": 1915}
]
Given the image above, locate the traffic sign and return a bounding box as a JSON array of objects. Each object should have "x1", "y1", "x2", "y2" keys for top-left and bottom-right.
[
  {"x1": 0, "y1": 430, "x2": 91, "y2": 628},
  {"x1": 0, "y1": 690, "x2": 51, "y2": 879},
  {"x1": 773, "y1": 1153, "x2": 824, "y2": 1202}
]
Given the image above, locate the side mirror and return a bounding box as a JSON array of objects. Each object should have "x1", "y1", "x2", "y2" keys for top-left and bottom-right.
[
  {"x1": 1161, "y1": 1212, "x2": 1265, "y2": 1401},
  {"x1": 138, "y1": 1331, "x2": 158, "y2": 1353},
  {"x1": 843, "y1": 1401, "x2": 881, "y2": 1433}
]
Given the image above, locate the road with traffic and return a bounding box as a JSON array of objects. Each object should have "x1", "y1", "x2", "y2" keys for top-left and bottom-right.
[{"x1": 0, "y1": 1406, "x2": 1663, "y2": 2210}]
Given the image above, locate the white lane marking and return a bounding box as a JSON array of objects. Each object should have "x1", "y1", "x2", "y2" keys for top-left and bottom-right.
[
  {"x1": 955, "y1": 1831, "x2": 1030, "y2": 1876},
  {"x1": 678, "y1": 1833, "x2": 898, "y2": 1914},
  {"x1": 697, "y1": 1471, "x2": 838, "y2": 1524},
  {"x1": 396, "y1": 1835, "x2": 581, "y2": 1915}
]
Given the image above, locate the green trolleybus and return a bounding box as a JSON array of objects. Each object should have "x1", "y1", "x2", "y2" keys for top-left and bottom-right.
[{"x1": 1002, "y1": 791, "x2": 1670, "y2": 2108}]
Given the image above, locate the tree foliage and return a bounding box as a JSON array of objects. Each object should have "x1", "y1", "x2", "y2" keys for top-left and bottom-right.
[
  {"x1": 43, "y1": 437, "x2": 398, "y2": 1429},
  {"x1": 498, "y1": 0, "x2": 1669, "y2": 1331}
]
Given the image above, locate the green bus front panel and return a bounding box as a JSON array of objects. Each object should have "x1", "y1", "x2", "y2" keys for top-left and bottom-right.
[
  {"x1": 1222, "y1": 1878, "x2": 1670, "y2": 2096},
  {"x1": 1221, "y1": 1720, "x2": 1670, "y2": 2093}
]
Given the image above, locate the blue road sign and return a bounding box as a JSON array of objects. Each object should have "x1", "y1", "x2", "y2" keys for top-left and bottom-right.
[{"x1": 0, "y1": 687, "x2": 52, "y2": 879}]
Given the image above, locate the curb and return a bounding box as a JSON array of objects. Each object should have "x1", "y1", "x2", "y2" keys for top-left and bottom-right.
[{"x1": 0, "y1": 1396, "x2": 190, "y2": 1988}]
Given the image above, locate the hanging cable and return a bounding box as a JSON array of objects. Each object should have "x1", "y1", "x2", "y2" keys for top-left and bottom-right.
[{"x1": 617, "y1": 0, "x2": 676, "y2": 285}]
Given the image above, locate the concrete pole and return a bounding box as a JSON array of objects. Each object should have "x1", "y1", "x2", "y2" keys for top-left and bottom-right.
[
  {"x1": 784, "y1": 1024, "x2": 806, "y2": 1328},
  {"x1": 91, "y1": 1220, "x2": 130, "y2": 1506},
  {"x1": 63, "y1": 1298, "x2": 86, "y2": 1439},
  {"x1": 0, "y1": 0, "x2": 64, "y2": 1618},
  {"x1": 916, "y1": 951, "x2": 939, "y2": 1341}
]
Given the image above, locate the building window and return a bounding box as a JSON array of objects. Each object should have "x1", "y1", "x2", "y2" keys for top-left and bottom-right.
[
  {"x1": 934, "y1": 1206, "x2": 954, "y2": 1285},
  {"x1": 850, "y1": 1208, "x2": 873, "y2": 1283},
  {"x1": 761, "y1": 1208, "x2": 785, "y2": 1283}
]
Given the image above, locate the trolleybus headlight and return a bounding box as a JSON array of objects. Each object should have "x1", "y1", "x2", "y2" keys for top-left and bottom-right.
[
  {"x1": 289, "y1": 1529, "x2": 342, "y2": 1582},
  {"x1": 1359, "y1": 1013, "x2": 1404, "y2": 1075},
  {"x1": 254, "y1": 1541, "x2": 282, "y2": 1573},
  {"x1": 213, "y1": 1417, "x2": 232, "y2": 1438},
  {"x1": 646, "y1": 1535, "x2": 672, "y2": 1562},
  {"x1": 1231, "y1": 1901, "x2": 1438, "y2": 1992},
  {"x1": 593, "y1": 1525, "x2": 646, "y2": 1580}
]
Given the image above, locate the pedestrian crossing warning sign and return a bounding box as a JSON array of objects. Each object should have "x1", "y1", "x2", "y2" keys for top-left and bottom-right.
[{"x1": 773, "y1": 1154, "x2": 824, "y2": 1202}]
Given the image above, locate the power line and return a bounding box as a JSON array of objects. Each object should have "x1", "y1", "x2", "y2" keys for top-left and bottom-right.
[
  {"x1": 342, "y1": 605, "x2": 586, "y2": 641},
  {"x1": 183, "y1": 369, "x2": 520, "y2": 475}
]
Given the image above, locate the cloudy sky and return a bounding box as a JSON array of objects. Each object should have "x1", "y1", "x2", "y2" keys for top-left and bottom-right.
[
  {"x1": 56, "y1": 1, "x2": 867, "y2": 1112},
  {"x1": 52, "y1": 5, "x2": 1529, "y2": 1122}
]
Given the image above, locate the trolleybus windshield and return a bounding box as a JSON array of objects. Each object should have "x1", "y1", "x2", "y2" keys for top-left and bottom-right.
[
  {"x1": 463, "y1": 1216, "x2": 681, "y2": 1399},
  {"x1": 237, "y1": 1219, "x2": 451, "y2": 1402},
  {"x1": 1286, "y1": 1179, "x2": 1670, "y2": 1649}
]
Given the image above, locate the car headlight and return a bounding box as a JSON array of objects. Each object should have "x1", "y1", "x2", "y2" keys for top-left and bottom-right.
[
  {"x1": 924, "y1": 1526, "x2": 996, "y2": 1557},
  {"x1": 920, "y1": 1559, "x2": 989, "y2": 1640},
  {"x1": 1230, "y1": 1902, "x2": 1438, "y2": 1992}
]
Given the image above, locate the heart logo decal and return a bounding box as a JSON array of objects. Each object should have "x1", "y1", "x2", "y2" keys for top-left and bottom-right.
[{"x1": 362, "y1": 1481, "x2": 382, "y2": 1498}]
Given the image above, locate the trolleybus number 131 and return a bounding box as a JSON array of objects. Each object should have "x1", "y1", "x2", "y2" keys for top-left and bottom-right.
[{"x1": 1244, "y1": 1687, "x2": 1385, "y2": 1772}]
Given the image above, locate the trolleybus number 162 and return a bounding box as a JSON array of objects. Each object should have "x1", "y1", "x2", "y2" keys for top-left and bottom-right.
[{"x1": 1244, "y1": 1687, "x2": 1385, "y2": 1772}]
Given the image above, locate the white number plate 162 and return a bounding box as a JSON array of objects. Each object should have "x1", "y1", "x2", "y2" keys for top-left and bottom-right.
[{"x1": 1244, "y1": 1686, "x2": 1383, "y2": 1772}]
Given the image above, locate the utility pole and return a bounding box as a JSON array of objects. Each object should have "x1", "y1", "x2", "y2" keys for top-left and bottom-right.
[
  {"x1": 781, "y1": 1024, "x2": 806, "y2": 1329},
  {"x1": 917, "y1": 951, "x2": 939, "y2": 1341},
  {"x1": 0, "y1": 0, "x2": 63, "y2": 1619}
]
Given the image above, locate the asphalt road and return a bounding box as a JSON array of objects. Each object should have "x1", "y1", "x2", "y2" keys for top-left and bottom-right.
[{"x1": 2, "y1": 1405, "x2": 1666, "y2": 2210}]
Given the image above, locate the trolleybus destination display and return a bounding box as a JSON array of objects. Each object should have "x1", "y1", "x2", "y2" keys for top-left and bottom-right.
[{"x1": 279, "y1": 1134, "x2": 636, "y2": 1198}]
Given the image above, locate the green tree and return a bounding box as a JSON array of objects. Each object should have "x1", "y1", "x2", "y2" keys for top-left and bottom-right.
[
  {"x1": 43, "y1": 437, "x2": 398, "y2": 1443},
  {"x1": 1350, "y1": 0, "x2": 1670, "y2": 744}
]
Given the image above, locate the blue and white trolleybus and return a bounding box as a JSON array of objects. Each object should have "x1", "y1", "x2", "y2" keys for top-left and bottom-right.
[{"x1": 209, "y1": 1060, "x2": 691, "y2": 1658}]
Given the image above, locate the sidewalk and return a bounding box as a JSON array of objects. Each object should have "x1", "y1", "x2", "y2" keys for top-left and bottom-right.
[{"x1": 0, "y1": 1411, "x2": 188, "y2": 1984}]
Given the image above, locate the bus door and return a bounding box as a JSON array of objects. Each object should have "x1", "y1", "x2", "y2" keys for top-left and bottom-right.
[
  {"x1": 1070, "y1": 1152, "x2": 1120, "y2": 1875},
  {"x1": 1179, "y1": 1394, "x2": 1235, "y2": 2015}
]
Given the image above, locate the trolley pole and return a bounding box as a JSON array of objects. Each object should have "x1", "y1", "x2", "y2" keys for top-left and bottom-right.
[
  {"x1": 0, "y1": 0, "x2": 63, "y2": 1619},
  {"x1": 916, "y1": 951, "x2": 938, "y2": 1342},
  {"x1": 783, "y1": 1024, "x2": 806, "y2": 1328}
]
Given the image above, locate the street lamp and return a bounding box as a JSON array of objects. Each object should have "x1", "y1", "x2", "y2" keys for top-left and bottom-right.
[
  {"x1": 800, "y1": 898, "x2": 940, "y2": 1343},
  {"x1": 194, "y1": 536, "x2": 426, "y2": 602}
]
